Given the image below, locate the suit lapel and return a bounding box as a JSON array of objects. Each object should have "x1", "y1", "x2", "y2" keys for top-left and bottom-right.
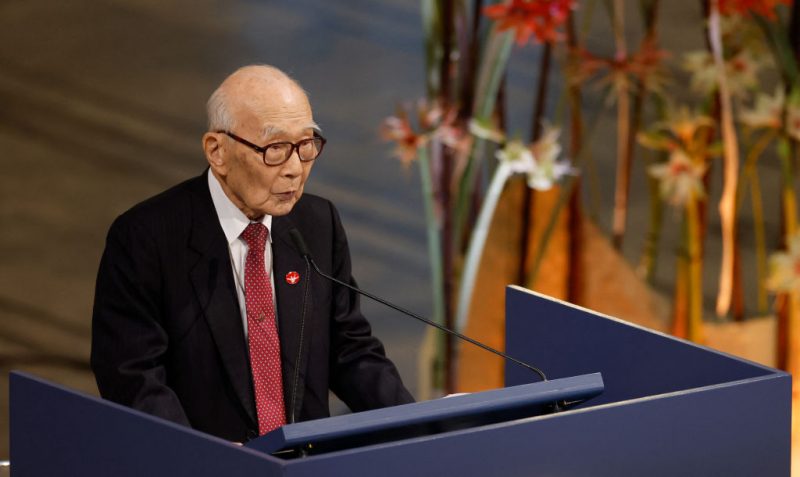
[
  {"x1": 272, "y1": 214, "x2": 312, "y2": 422},
  {"x1": 186, "y1": 176, "x2": 258, "y2": 427}
]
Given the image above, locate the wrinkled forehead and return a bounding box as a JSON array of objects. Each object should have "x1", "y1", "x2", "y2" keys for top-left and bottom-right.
[{"x1": 233, "y1": 85, "x2": 318, "y2": 139}]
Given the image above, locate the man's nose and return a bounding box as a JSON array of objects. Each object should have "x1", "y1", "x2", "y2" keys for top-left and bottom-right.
[{"x1": 280, "y1": 149, "x2": 304, "y2": 177}]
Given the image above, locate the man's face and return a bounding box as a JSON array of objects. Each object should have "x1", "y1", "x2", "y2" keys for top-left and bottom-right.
[{"x1": 206, "y1": 82, "x2": 317, "y2": 219}]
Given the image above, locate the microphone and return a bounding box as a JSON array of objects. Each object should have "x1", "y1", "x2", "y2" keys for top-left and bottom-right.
[{"x1": 288, "y1": 228, "x2": 547, "y2": 382}]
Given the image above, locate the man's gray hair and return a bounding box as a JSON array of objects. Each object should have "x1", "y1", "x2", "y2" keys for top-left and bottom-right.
[
  {"x1": 207, "y1": 85, "x2": 236, "y2": 132},
  {"x1": 206, "y1": 64, "x2": 306, "y2": 133}
]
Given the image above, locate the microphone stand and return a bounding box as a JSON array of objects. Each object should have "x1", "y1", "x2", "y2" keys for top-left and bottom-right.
[{"x1": 289, "y1": 229, "x2": 548, "y2": 383}]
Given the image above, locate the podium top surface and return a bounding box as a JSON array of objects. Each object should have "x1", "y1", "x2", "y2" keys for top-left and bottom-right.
[{"x1": 246, "y1": 372, "x2": 604, "y2": 456}]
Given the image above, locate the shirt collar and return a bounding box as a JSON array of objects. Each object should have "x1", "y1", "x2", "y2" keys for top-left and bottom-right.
[{"x1": 207, "y1": 169, "x2": 272, "y2": 245}]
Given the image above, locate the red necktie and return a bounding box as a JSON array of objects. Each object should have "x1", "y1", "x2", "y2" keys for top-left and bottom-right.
[{"x1": 241, "y1": 223, "x2": 285, "y2": 435}]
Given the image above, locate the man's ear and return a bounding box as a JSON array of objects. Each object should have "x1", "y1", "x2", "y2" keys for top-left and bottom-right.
[{"x1": 202, "y1": 132, "x2": 228, "y2": 174}]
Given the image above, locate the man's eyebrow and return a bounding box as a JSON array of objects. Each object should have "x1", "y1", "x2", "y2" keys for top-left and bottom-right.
[
  {"x1": 262, "y1": 122, "x2": 321, "y2": 138},
  {"x1": 263, "y1": 125, "x2": 284, "y2": 138}
]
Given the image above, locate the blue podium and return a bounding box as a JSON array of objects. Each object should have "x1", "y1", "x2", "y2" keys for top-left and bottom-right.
[
  {"x1": 10, "y1": 285, "x2": 790, "y2": 476},
  {"x1": 503, "y1": 286, "x2": 790, "y2": 475}
]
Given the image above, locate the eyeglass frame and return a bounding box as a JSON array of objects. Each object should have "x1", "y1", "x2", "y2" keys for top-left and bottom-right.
[{"x1": 217, "y1": 130, "x2": 327, "y2": 166}]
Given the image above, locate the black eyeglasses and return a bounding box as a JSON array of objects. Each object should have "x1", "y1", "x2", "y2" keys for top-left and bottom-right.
[{"x1": 219, "y1": 131, "x2": 326, "y2": 166}]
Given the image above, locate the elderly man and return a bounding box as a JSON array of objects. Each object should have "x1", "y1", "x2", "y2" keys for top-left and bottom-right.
[{"x1": 91, "y1": 65, "x2": 414, "y2": 443}]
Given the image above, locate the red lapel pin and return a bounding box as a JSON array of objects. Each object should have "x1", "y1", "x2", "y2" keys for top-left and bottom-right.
[{"x1": 285, "y1": 271, "x2": 300, "y2": 285}]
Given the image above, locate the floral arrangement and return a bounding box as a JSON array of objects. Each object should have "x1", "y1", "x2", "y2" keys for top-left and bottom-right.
[{"x1": 381, "y1": 0, "x2": 799, "y2": 395}]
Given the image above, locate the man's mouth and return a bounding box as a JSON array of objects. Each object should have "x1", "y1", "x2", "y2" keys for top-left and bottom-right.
[{"x1": 273, "y1": 190, "x2": 296, "y2": 201}]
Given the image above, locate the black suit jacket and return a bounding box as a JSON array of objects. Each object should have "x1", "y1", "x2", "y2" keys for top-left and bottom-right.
[{"x1": 91, "y1": 172, "x2": 414, "y2": 442}]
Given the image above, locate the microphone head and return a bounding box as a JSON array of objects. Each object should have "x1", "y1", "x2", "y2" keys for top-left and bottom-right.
[{"x1": 289, "y1": 228, "x2": 312, "y2": 258}]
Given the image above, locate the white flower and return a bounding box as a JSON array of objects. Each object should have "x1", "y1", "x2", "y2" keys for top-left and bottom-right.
[
  {"x1": 496, "y1": 139, "x2": 536, "y2": 174},
  {"x1": 766, "y1": 232, "x2": 800, "y2": 293},
  {"x1": 495, "y1": 127, "x2": 576, "y2": 191},
  {"x1": 528, "y1": 126, "x2": 576, "y2": 190},
  {"x1": 739, "y1": 87, "x2": 784, "y2": 130},
  {"x1": 682, "y1": 49, "x2": 762, "y2": 98},
  {"x1": 739, "y1": 87, "x2": 800, "y2": 141},
  {"x1": 648, "y1": 149, "x2": 707, "y2": 206}
]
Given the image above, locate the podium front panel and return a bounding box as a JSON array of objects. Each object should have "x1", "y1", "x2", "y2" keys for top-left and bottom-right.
[{"x1": 10, "y1": 372, "x2": 284, "y2": 477}]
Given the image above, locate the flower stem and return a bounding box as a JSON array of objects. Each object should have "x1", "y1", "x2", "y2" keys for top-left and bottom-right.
[
  {"x1": 454, "y1": 29, "x2": 515, "y2": 255},
  {"x1": 739, "y1": 130, "x2": 776, "y2": 313},
  {"x1": 708, "y1": 1, "x2": 740, "y2": 318},
  {"x1": 638, "y1": 162, "x2": 665, "y2": 282},
  {"x1": 672, "y1": 241, "x2": 689, "y2": 338},
  {"x1": 566, "y1": 11, "x2": 585, "y2": 303},
  {"x1": 777, "y1": 137, "x2": 798, "y2": 371},
  {"x1": 455, "y1": 163, "x2": 512, "y2": 332},
  {"x1": 416, "y1": 145, "x2": 446, "y2": 389},
  {"x1": 778, "y1": 138, "x2": 798, "y2": 362},
  {"x1": 519, "y1": 42, "x2": 553, "y2": 285},
  {"x1": 686, "y1": 196, "x2": 705, "y2": 342},
  {"x1": 611, "y1": 0, "x2": 632, "y2": 250},
  {"x1": 631, "y1": 0, "x2": 662, "y2": 276}
]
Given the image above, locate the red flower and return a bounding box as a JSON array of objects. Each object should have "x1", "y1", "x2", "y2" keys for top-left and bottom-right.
[
  {"x1": 483, "y1": 0, "x2": 576, "y2": 46},
  {"x1": 717, "y1": 0, "x2": 790, "y2": 19}
]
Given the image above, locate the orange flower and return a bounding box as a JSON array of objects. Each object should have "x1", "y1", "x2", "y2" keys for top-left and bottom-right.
[
  {"x1": 718, "y1": 0, "x2": 790, "y2": 19},
  {"x1": 381, "y1": 114, "x2": 425, "y2": 167},
  {"x1": 483, "y1": 0, "x2": 576, "y2": 46},
  {"x1": 569, "y1": 41, "x2": 669, "y2": 94},
  {"x1": 381, "y1": 100, "x2": 467, "y2": 166}
]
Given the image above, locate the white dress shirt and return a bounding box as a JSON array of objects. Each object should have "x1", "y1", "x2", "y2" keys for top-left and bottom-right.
[{"x1": 207, "y1": 169, "x2": 277, "y2": 339}]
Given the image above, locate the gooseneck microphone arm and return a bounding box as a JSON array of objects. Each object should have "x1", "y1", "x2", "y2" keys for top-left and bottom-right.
[{"x1": 289, "y1": 228, "x2": 547, "y2": 382}]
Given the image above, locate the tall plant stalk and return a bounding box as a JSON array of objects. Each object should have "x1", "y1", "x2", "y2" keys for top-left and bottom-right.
[
  {"x1": 686, "y1": 196, "x2": 705, "y2": 341},
  {"x1": 566, "y1": 11, "x2": 585, "y2": 303},
  {"x1": 739, "y1": 130, "x2": 776, "y2": 312},
  {"x1": 453, "y1": 28, "x2": 515, "y2": 263},
  {"x1": 611, "y1": 0, "x2": 632, "y2": 250},
  {"x1": 437, "y1": 0, "x2": 458, "y2": 395},
  {"x1": 708, "y1": 0, "x2": 741, "y2": 318},
  {"x1": 638, "y1": 170, "x2": 665, "y2": 281},
  {"x1": 455, "y1": 163, "x2": 514, "y2": 333},
  {"x1": 672, "y1": 245, "x2": 690, "y2": 338},
  {"x1": 633, "y1": 0, "x2": 663, "y2": 280},
  {"x1": 416, "y1": 145, "x2": 446, "y2": 389},
  {"x1": 777, "y1": 139, "x2": 799, "y2": 369}
]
